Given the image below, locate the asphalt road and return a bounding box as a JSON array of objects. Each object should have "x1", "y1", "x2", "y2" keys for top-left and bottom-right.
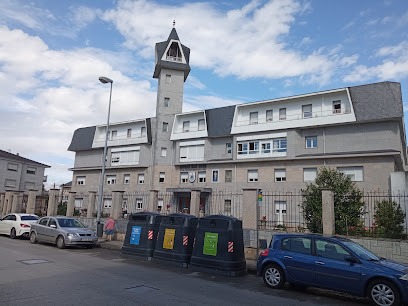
[{"x1": 0, "y1": 236, "x2": 368, "y2": 306}]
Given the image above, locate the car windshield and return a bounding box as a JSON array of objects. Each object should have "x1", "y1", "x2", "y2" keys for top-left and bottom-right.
[
  {"x1": 57, "y1": 218, "x2": 86, "y2": 228},
  {"x1": 21, "y1": 216, "x2": 39, "y2": 221},
  {"x1": 342, "y1": 240, "x2": 380, "y2": 261}
]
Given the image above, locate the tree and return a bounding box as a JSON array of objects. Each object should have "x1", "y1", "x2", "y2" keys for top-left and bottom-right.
[
  {"x1": 57, "y1": 201, "x2": 67, "y2": 216},
  {"x1": 374, "y1": 199, "x2": 406, "y2": 239},
  {"x1": 301, "y1": 167, "x2": 365, "y2": 235}
]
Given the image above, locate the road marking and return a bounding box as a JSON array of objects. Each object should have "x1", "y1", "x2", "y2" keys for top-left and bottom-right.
[{"x1": 19, "y1": 259, "x2": 51, "y2": 265}]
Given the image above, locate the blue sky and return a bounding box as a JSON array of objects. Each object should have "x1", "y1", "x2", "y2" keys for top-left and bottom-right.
[{"x1": 1, "y1": 0, "x2": 408, "y2": 188}]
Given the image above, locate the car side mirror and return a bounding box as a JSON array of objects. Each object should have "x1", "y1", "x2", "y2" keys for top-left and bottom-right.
[{"x1": 50, "y1": 224, "x2": 57, "y2": 229}]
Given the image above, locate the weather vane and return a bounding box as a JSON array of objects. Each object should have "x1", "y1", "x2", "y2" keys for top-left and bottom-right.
[{"x1": 173, "y1": 20, "x2": 175, "y2": 28}]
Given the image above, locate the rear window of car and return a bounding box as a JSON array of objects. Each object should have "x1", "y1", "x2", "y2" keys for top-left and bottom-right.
[
  {"x1": 281, "y1": 237, "x2": 312, "y2": 255},
  {"x1": 21, "y1": 216, "x2": 39, "y2": 221}
]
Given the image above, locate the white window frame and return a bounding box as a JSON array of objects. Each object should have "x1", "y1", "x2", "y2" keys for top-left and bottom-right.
[
  {"x1": 27, "y1": 166, "x2": 36, "y2": 175},
  {"x1": 225, "y1": 170, "x2": 232, "y2": 183},
  {"x1": 161, "y1": 147, "x2": 167, "y2": 157},
  {"x1": 103, "y1": 198, "x2": 112, "y2": 208},
  {"x1": 224, "y1": 199, "x2": 232, "y2": 215},
  {"x1": 179, "y1": 144, "x2": 204, "y2": 162},
  {"x1": 305, "y1": 136, "x2": 318, "y2": 148},
  {"x1": 266, "y1": 110, "x2": 273, "y2": 122},
  {"x1": 106, "y1": 175, "x2": 116, "y2": 185},
  {"x1": 198, "y1": 119, "x2": 205, "y2": 131},
  {"x1": 7, "y1": 163, "x2": 18, "y2": 171},
  {"x1": 136, "y1": 198, "x2": 143, "y2": 210},
  {"x1": 180, "y1": 172, "x2": 189, "y2": 183},
  {"x1": 275, "y1": 169, "x2": 286, "y2": 182},
  {"x1": 198, "y1": 171, "x2": 206, "y2": 183},
  {"x1": 226, "y1": 143, "x2": 232, "y2": 154},
  {"x1": 302, "y1": 104, "x2": 312, "y2": 118},
  {"x1": 124, "y1": 174, "x2": 130, "y2": 184},
  {"x1": 127, "y1": 128, "x2": 132, "y2": 138},
  {"x1": 212, "y1": 170, "x2": 219, "y2": 183},
  {"x1": 272, "y1": 138, "x2": 287, "y2": 153},
  {"x1": 303, "y1": 168, "x2": 317, "y2": 182},
  {"x1": 5, "y1": 179, "x2": 16, "y2": 188},
  {"x1": 138, "y1": 173, "x2": 145, "y2": 184},
  {"x1": 337, "y1": 166, "x2": 364, "y2": 182},
  {"x1": 279, "y1": 108, "x2": 286, "y2": 120},
  {"x1": 75, "y1": 198, "x2": 83, "y2": 208},
  {"x1": 249, "y1": 111, "x2": 258, "y2": 125},
  {"x1": 333, "y1": 100, "x2": 342, "y2": 114},
  {"x1": 76, "y1": 176, "x2": 86, "y2": 185},
  {"x1": 183, "y1": 121, "x2": 190, "y2": 132},
  {"x1": 159, "y1": 172, "x2": 165, "y2": 183},
  {"x1": 248, "y1": 169, "x2": 258, "y2": 182}
]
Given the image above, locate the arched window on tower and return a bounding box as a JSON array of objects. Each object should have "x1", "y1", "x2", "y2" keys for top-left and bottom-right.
[{"x1": 166, "y1": 42, "x2": 182, "y2": 62}]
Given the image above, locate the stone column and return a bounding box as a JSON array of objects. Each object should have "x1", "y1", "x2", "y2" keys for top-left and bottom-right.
[
  {"x1": 11, "y1": 193, "x2": 23, "y2": 213},
  {"x1": 86, "y1": 191, "x2": 97, "y2": 218},
  {"x1": 26, "y1": 190, "x2": 37, "y2": 214},
  {"x1": 190, "y1": 190, "x2": 200, "y2": 217},
  {"x1": 0, "y1": 194, "x2": 5, "y2": 216},
  {"x1": 4, "y1": 191, "x2": 14, "y2": 214},
  {"x1": 242, "y1": 189, "x2": 258, "y2": 230},
  {"x1": 148, "y1": 190, "x2": 159, "y2": 212},
  {"x1": 66, "y1": 191, "x2": 76, "y2": 217},
  {"x1": 111, "y1": 191, "x2": 124, "y2": 219},
  {"x1": 322, "y1": 188, "x2": 335, "y2": 235},
  {"x1": 47, "y1": 189, "x2": 59, "y2": 216}
]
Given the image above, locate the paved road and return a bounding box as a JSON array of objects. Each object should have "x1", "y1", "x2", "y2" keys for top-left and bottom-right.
[{"x1": 0, "y1": 236, "x2": 367, "y2": 305}]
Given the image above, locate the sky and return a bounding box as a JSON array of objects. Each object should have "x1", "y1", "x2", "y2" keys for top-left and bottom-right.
[{"x1": 1, "y1": 0, "x2": 408, "y2": 189}]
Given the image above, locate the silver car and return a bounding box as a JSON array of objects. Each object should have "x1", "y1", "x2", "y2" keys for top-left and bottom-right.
[{"x1": 30, "y1": 216, "x2": 98, "y2": 249}]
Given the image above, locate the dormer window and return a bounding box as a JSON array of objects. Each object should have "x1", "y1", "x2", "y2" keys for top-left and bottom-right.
[
  {"x1": 166, "y1": 42, "x2": 182, "y2": 62},
  {"x1": 333, "y1": 100, "x2": 341, "y2": 114},
  {"x1": 250, "y1": 112, "x2": 258, "y2": 125},
  {"x1": 183, "y1": 121, "x2": 190, "y2": 132}
]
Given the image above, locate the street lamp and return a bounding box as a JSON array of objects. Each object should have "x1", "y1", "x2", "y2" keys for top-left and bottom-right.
[{"x1": 96, "y1": 76, "x2": 113, "y2": 237}]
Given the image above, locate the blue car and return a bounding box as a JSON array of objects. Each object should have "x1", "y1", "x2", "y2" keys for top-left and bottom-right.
[{"x1": 257, "y1": 233, "x2": 408, "y2": 306}]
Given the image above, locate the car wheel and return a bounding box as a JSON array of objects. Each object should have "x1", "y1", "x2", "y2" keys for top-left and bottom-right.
[
  {"x1": 30, "y1": 232, "x2": 38, "y2": 244},
  {"x1": 368, "y1": 279, "x2": 401, "y2": 306},
  {"x1": 10, "y1": 228, "x2": 16, "y2": 239},
  {"x1": 262, "y1": 264, "x2": 285, "y2": 289},
  {"x1": 56, "y1": 236, "x2": 65, "y2": 249}
]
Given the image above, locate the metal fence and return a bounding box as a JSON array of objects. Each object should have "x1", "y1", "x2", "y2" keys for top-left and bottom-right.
[{"x1": 208, "y1": 190, "x2": 243, "y2": 219}]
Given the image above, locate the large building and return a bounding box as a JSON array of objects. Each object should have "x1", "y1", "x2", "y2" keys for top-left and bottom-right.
[
  {"x1": 68, "y1": 27, "x2": 407, "y2": 214},
  {"x1": 0, "y1": 149, "x2": 49, "y2": 194}
]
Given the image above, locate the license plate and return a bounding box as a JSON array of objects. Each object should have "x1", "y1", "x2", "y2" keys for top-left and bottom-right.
[{"x1": 82, "y1": 238, "x2": 93, "y2": 242}]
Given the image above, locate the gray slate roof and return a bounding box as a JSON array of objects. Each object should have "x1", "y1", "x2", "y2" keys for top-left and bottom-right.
[
  {"x1": 67, "y1": 126, "x2": 96, "y2": 151},
  {"x1": 349, "y1": 81, "x2": 403, "y2": 121},
  {"x1": 153, "y1": 28, "x2": 191, "y2": 80},
  {"x1": 205, "y1": 105, "x2": 235, "y2": 138},
  {"x1": 0, "y1": 149, "x2": 50, "y2": 167}
]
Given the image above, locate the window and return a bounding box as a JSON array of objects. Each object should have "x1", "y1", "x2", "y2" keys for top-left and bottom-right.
[
  {"x1": 337, "y1": 166, "x2": 363, "y2": 181},
  {"x1": 249, "y1": 112, "x2": 258, "y2": 125},
  {"x1": 164, "y1": 97, "x2": 170, "y2": 107},
  {"x1": 136, "y1": 198, "x2": 143, "y2": 210},
  {"x1": 161, "y1": 147, "x2": 167, "y2": 157},
  {"x1": 180, "y1": 172, "x2": 189, "y2": 183},
  {"x1": 212, "y1": 170, "x2": 219, "y2": 183},
  {"x1": 198, "y1": 119, "x2": 205, "y2": 131},
  {"x1": 103, "y1": 198, "x2": 112, "y2": 208},
  {"x1": 272, "y1": 138, "x2": 287, "y2": 153},
  {"x1": 7, "y1": 163, "x2": 18, "y2": 171},
  {"x1": 198, "y1": 171, "x2": 206, "y2": 183},
  {"x1": 183, "y1": 121, "x2": 190, "y2": 132},
  {"x1": 224, "y1": 199, "x2": 232, "y2": 215},
  {"x1": 305, "y1": 136, "x2": 317, "y2": 148},
  {"x1": 275, "y1": 169, "x2": 286, "y2": 182},
  {"x1": 127, "y1": 129, "x2": 132, "y2": 138},
  {"x1": 249, "y1": 141, "x2": 259, "y2": 154},
  {"x1": 110, "y1": 130, "x2": 117, "y2": 140},
  {"x1": 226, "y1": 143, "x2": 232, "y2": 154},
  {"x1": 333, "y1": 100, "x2": 341, "y2": 114},
  {"x1": 106, "y1": 175, "x2": 116, "y2": 185},
  {"x1": 25, "y1": 182, "x2": 35, "y2": 189},
  {"x1": 39, "y1": 218, "x2": 49, "y2": 226},
  {"x1": 179, "y1": 144, "x2": 204, "y2": 162},
  {"x1": 279, "y1": 108, "x2": 286, "y2": 120},
  {"x1": 302, "y1": 104, "x2": 312, "y2": 118},
  {"x1": 157, "y1": 199, "x2": 164, "y2": 212},
  {"x1": 225, "y1": 170, "x2": 232, "y2": 183},
  {"x1": 76, "y1": 176, "x2": 86, "y2": 185},
  {"x1": 266, "y1": 110, "x2": 273, "y2": 122},
  {"x1": 27, "y1": 166, "x2": 36, "y2": 175},
  {"x1": 275, "y1": 201, "x2": 287, "y2": 214},
  {"x1": 261, "y1": 142, "x2": 271, "y2": 153},
  {"x1": 159, "y1": 172, "x2": 165, "y2": 183},
  {"x1": 281, "y1": 237, "x2": 312, "y2": 255},
  {"x1": 5, "y1": 179, "x2": 16, "y2": 188},
  {"x1": 303, "y1": 168, "x2": 317, "y2": 182},
  {"x1": 141, "y1": 126, "x2": 146, "y2": 137},
  {"x1": 248, "y1": 169, "x2": 258, "y2": 182},
  {"x1": 165, "y1": 74, "x2": 171, "y2": 84},
  {"x1": 315, "y1": 239, "x2": 350, "y2": 261},
  {"x1": 74, "y1": 198, "x2": 83, "y2": 208},
  {"x1": 162, "y1": 122, "x2": 168, "y2": 132},
  {"x1": 138, "y1": 173, "x2": 145, "y2": 184},
  {"x1": 124, "y1": 174, "x2": 130, "y2": 184},
  {"x1": 111, "y1": 149, "x2": 140, "y2": 166}
]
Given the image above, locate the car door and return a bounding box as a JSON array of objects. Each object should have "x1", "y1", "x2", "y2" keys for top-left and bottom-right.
[
  {"x1": 36, "y1": 217, "x2": 49, "y2": 241},
  {"x1": 46, "y1": 218, "x2": 59, "y2": 243},
  {"x1": 314, "y1": 238, "x2": 362, "y2": 295},
  {"x1": 0, "y1": 215, "x2": 11, "y2": 234},
  {"x1": 279, "y1": 237, "x2": 316, "y2": 285},
  {"x1": 0, "y1": 214, "x2": 16, "y2": 235}
]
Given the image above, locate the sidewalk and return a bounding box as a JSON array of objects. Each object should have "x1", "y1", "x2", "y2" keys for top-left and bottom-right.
[{"x1": 97, "y1": 238, "x2": 258, "y2": 274}]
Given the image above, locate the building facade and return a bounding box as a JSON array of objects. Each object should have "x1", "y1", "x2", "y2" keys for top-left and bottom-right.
[
  {"x1": 68, "y1": 28, "x2": 407, "y2": 215},
  {"x1": 0, "y1": 149, "x2": 50, "y2": 194}
]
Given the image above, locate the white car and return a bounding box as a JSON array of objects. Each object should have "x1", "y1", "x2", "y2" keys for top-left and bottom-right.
[{"x1": 0, "y1": 213, "x2": 39, "y2": 238}]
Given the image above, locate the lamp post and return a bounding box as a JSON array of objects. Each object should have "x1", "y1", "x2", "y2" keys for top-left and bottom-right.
[{"x1": 96, "y1": 76, "x2": 113, "y2": 237}]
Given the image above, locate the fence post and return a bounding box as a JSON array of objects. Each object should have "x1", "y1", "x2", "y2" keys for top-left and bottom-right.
[
  {"x1": 242, "y1": 188, "x2": 258, "y2": 230},
  {"x1": 26, "y1": 190, "x2": 37, "y2": 214},
  {"x1": 190, "y1": 189, "x2": 200, "y2": 216},
  {"x1": 4, "y1": 191, "x2": 13, "y2": 214},
  {"x1": 66, "y1": 191, "x2": 76, "y2": 217},
  {"x1": 0, "y1": 193, "x2": 5, "y2": 216},
  {"x1": 87, "y1": 191, "x2": 97, "y2": 218},
  {"x1": 11, "y1": 192, "x2": 23, "y2": 213},
  {"x1": 322, "y1": 188, "x2": 335, "y2": 235},
  {"x1": 148, "y1": 190, "x2": 159, "y2": 212},
  {"x1": 46, "y1": 189, "x2": 59, "y2": 216},
  {"x1": 111, "y1": 191, "x2": 124, "y2": 219}
]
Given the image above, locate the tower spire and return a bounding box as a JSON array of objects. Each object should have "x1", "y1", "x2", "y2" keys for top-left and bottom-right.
[{"x1": 173, "y1": 20, "x2": 175, "y2": 28}]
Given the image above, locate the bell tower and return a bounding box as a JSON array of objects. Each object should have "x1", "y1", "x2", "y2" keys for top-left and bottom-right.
[{"x1": 150, "y1": 25, "x2": 191, "y2": 189}]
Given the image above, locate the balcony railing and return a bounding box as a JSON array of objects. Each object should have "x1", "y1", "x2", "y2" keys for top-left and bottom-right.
[
  {"x1": 166, "y1": 55, "x2": 182, "y2": 62},
  {"x1": 94, "y1": 133, "x2": 147, "y2": 143}
]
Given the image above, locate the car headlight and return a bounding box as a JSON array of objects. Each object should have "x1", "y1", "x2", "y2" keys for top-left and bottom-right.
[
  {"x1": 67, "y1": 233, "x2": 79, "y2": 238},
  {"x1": 400, "y1": 274, "x2": 408, "y2": 281}
]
